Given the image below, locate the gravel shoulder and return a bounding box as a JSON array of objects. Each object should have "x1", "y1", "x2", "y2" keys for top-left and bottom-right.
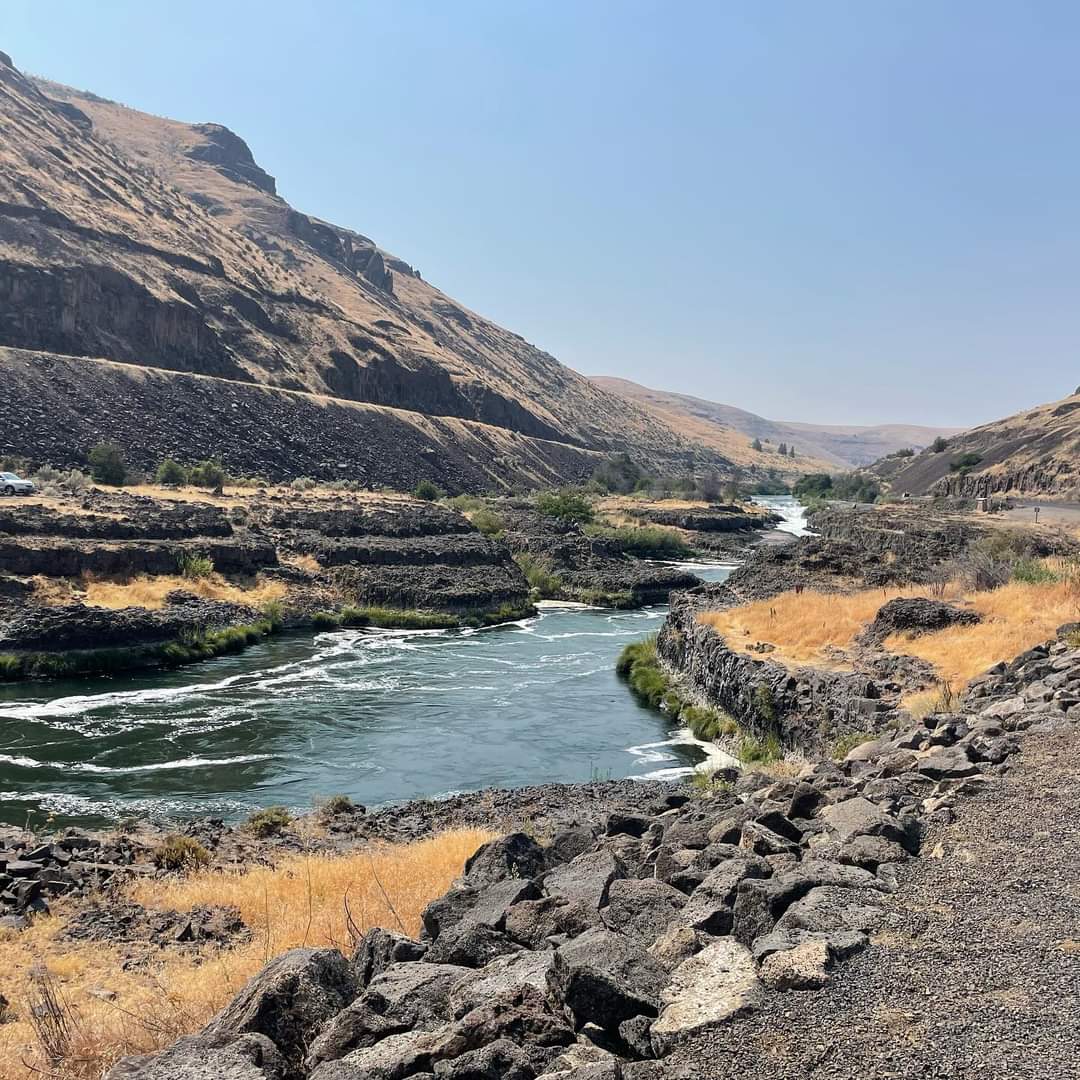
[{"x1": 671, "y1": 718, "x2": 1080, "y2": 1079}]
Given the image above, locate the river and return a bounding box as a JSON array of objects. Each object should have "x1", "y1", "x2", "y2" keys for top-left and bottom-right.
[{"x1": 0, "y1": 498, "x2": 808, "y2": 828}]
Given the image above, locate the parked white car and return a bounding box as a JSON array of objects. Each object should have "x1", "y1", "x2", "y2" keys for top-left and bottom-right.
[{"x1": 0, "y1": 472, "x2": 36, "y2": 496}]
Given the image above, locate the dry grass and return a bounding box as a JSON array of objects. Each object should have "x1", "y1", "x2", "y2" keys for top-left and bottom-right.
[
  {"x1": 79, "y1": 574, "x2": 287, "y2": 611},
  {"x1": 886, "y1": 576, "x2": 1080, "y2": 687},
  {"x1": 0, "y1": 829, "x2": 494, "y2": 1080},
  {"x1": 701, "y1": 563, "x2": 1080, "y2": 694},
  {"x1": 699, "y1": 583, "x2": 955, "y2": 668}
]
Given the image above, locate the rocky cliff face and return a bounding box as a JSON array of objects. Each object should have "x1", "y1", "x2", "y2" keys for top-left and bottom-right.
[
  {"x1": 0, "y1": 54, "x2": 721, "y2": 489},
  {"x1": 872, "y1": 389, "x2": 1080, "y2": 498}
]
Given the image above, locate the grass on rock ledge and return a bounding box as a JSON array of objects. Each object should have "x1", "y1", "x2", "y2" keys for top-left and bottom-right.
[
  {"x1": 699, "y1": 556, "x2": 1080, "y2": 701},
  {"x1": 616, "y1": 634, "x2": 783, "y2": 765},
  {"x1": 0, "y1": 829, "x2": 496, "y2": 1080}
]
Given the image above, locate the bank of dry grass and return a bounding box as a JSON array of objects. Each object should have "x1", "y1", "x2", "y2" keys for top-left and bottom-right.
[
  {"x1": 700, "y1": 566, "x2": 1080, "y2": 689},
  {"x1": 0, "y1": 828, "x2": 494, "y2": 1080},
  {"x1": 699, "y1": 584, "x2": 956, "y2": 668}
]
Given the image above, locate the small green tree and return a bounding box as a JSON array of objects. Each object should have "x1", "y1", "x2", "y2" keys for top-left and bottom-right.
[
  {"x1": 155, "y1": 458, "x2": 187, "y2": 486},
  {"x1": 789, "y1": 445, "x2": 796, "y2": 458},
  {"x1": 189, "y1": 460, "x2": 227, "y2": 489},
  {"x1": 88, "y1": 442, "x2": 127, "y2": 486},
  {"x1": 413, "y1": 479, "x2": 440, "y2": 501},
  {"x1": 930, "y1": 436, "x2": 950, "y2": 453},
  {"x1": 535, "y1": 489, "x2": 594, "y2": 523},
  {"x1": 777, "y1": 442, "x2": 787, "y2": 456},
  {"x1": 751, "y1": 438, "x2": 763, "y2": 452}
]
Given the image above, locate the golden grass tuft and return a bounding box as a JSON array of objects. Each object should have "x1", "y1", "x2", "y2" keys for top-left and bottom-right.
[
  {"x1": 0, "y1": 828, "x2": 494, "y2": 1080},
  {"x1": 81, "y1": 574, "x2": 287, "y2": 611}
]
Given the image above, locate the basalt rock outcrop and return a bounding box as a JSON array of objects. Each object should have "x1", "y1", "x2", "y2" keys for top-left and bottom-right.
[
  {"x1": 497, "y1": 505, "x2": 700, "y2": 606},
  {"x1": 104, "y1": 626, "x2": 1073, "y2": 1080},
  {"x1": 0, "y1": 490, "x2": 536, "y2": 676}
]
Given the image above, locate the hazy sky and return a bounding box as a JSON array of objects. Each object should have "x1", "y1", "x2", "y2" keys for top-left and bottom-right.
[{"x1": 5, "y1": 1, "x2": 1078, "y2": 427}]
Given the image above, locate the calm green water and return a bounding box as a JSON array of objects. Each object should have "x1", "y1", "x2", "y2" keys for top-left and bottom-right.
[{"x1": 0, "y1": 568, "x2": 736, "y2": 828}]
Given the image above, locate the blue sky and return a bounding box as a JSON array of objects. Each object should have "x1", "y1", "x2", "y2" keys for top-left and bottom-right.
[{"x1": 5, "y1": 1, "x2": 1078, "y2": 426}]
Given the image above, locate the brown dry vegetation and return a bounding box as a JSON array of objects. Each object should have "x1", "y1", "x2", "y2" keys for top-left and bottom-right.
[
  {"x1": 700, "y1": 563, "x2": 1080, "y2": 691},
  {"x1": 80, "y1": 574, "x2": 287, "y2": 611},
  {"x1": 0, "y1": 829, "x2": 494, "y2": 1080},
  {"x1": 700, "y1": 584, "x2": 955, "y2": 669}
]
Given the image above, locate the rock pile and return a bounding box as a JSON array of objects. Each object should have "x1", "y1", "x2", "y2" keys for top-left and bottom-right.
[
  {"x1": 0, "y1": 830, "x2": 151, "y2": 929},
  {"x1": 106, "y1": 673, "x2": 1037, "y2": 1079}
]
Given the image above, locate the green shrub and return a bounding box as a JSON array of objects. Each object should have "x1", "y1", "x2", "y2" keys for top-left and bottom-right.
[
  {"x1": 753, "y1": 683, "x2": 777, "y2": 726},
  {"x1": 88, "y1": 442, "x2": 127, "y2": 486},
  {"x1": 246, "y1": 806, "x2": 292, "y2": 837},
  {"x1": 413, "y1": 479, "x2": 441, "y2": 502},
  {"x1": 155, "y1": 458, "x2": 187, "y2": 486},
  {"x1": 1012, "y1": 557, "x2": 1058, "y2": 585},
  {"x1": 930, "y1": 436, "x2": 950, "y2": 453},
  {"x1": 153, "y1": 834, "x2": 212, "y2": 872},
  {"x1": 261, "y1": 599, "x2": 285, "y2": 629},
  {"x1": 177, "y1": 551, "x2": 214, "y2": 579},
  {"x1": 0, "y1": 654, "x2": 23, "y2": 680},
  {"x1": 290, "y1": 476, "x2": 317, "y2": 491},
  {"x1": 571, "y1": 587, "x2": 635, "y2": 609},
  {"x1": 690, "y1": 771, "x2": 734, "y2": 797},
  {"x1": 534, "y1": 489, "x2": 594, "y2": 524},
  {"x1": 319, "y1": 793, "x2": 357, "y2": 819},
  {"x1": 188, "y1": 460, "x2": 227, "y2": 489},
  {"x1": 738, "y1": 732, "x2": 782, "y2": 764},
  {"x1": 949, "y1": 452, "x2": 983, "y2": 473},
  {"x1": 681, "y1": 704, "x2": 738, "y2": 741},
  {"x1": 312, "y1": 610, "x2": 343, "y2": 629},
  {"x1": 514, "y1": 553, "x2": 563, "y2": 599},
  {"x1": 583, "y1": 524, "x2": 690, "y2": 558},
  {"x1": 471, "y1": 508, "x2": 505, "y2": 537},
  {"x1": 443, "y1": 494, "x2": 486, "y2": 513},
  {"x1": 360, "y1": 607, "x2": 459, "y2": 629}
]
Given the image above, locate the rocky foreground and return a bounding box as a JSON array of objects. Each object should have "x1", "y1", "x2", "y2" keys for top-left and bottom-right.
[{"x1": 93, "y1": 618, "x2": 1079, "y2": 1079}]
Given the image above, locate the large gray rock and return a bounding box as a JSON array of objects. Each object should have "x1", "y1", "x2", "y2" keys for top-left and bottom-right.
[
  {"x1": 731, "y1": 860, "x2": 886, "y2": 943},
  {"x1": 917, "y1": 746, "x2": 979, "y2": 780},
  {"x1": 775, "y1": 886, "x2": 885, "y2": 934},
  {"x1": 107, "y1": 1034, "x2": 284, "y2": 1080},
  {"x1": 601, "y1": 878, "x2": 686, "y2": 948},
  {"x1": 650, "y1": 939, "x2": 763, "y2": 1055},
  {"x1": 820, "y1": 797, "x2": 918, "y2": 853},
  {"x1": 679, "y1": 853, "x2": 769, "y2": 936},
  {"x1": 449, "y1": 948, "x2": 556, "y2": 1016},
  {"x1": 462, "y1": 833, "x2": 547, "y2": 888},
  {"x1": 543, "y1": 849, "x2": 625, "y2": 912},
  {"x1": 351, "y1": 927, "x2": 426, "y2": 989},
  {"x1": 306, "y1": 962, "x2": 466, "y2": 1067},
  {"x1": 203, "y1": 948, "x2": 356, "y2": 1067},
  {"x1": 547, "y1": 928, "x2": 669, "y2": 1029},
  {"x1": 758, "y1": 938, "x2": 831, "y2": 991}
]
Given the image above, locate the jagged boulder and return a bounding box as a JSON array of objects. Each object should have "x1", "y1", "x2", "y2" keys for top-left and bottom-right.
[
  {"x1": 106, "y1": 1034, "x2": 285, "y2": 1080},
  {"x1": 860, "y1": 597, "x2": 980, "y2": 645},
  {"x1": 202, "y1": 948, "x2": 356, "y2": 1068},
  {"x1": 650, "y1": 939, "x2": 763, "y2": 1055},
  {"x1": 547, "y1": 928, "x2": 669, "y2": 1030}
]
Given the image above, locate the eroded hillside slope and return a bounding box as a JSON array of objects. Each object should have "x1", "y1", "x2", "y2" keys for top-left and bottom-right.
[
  {"x1": 0, "y1": 51, "x2": 712, "y2": 485},
  {"x1": 874, "y1": 387, "x2": 1080, "y2": 497}
]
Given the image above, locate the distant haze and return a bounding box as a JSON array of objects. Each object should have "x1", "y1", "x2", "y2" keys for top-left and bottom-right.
[{"x1": 5, "y1": 1, "x2": 1079, "y2": 427}]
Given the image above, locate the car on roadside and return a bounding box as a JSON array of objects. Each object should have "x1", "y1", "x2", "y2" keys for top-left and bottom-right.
[{"x1": 0, "y1": 471, "x2": 36, "y2": 496}]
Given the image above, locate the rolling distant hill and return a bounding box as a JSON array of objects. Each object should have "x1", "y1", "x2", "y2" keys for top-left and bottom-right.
[
  {"x1": 872, "y1": 387, "x2": 1080, "y2": 498},
  {"x1": 591, "y1": 377, "x2": 957, "y2": 470}
]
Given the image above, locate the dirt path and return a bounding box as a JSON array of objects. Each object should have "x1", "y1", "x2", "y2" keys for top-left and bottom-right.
[{"x1": 670, "y1": 717, "x2": 1080, "y2": 1079}]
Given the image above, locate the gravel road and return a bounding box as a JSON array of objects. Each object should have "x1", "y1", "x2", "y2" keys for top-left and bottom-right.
[{"x1": 669, "y1": 718, "x2": 1080, "y2": 1079}]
